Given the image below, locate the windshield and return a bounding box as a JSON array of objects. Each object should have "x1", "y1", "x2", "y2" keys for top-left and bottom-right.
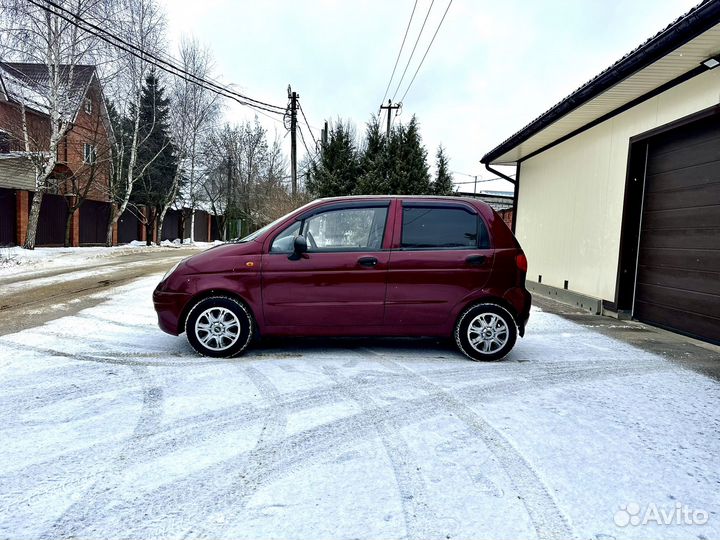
[{"x1": 235, "y1": 214, "x2": 290, "y2": 243}]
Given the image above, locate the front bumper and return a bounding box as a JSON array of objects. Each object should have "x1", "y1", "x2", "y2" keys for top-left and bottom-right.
[{"x1": 152, "y1": 286, "x2": 191, "y2": 335}]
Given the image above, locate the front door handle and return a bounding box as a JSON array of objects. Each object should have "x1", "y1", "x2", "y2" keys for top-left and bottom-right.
[
  {"x1": 358, "y1": 256, "x2": 378, "y2": 267},
  {"x1": 465, "y1": 255, "x2": 487, "y2": 266}
]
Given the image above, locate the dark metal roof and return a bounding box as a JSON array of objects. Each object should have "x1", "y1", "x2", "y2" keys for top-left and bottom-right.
[
  {"x1": 481, "y1": 0, "x2": 720, "y2": 165},
  {"x1": 0, "y1": 62, "x2": 96, "y2": 115}
]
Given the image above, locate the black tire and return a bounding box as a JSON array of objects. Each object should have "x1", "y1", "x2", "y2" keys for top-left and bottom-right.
[
  {"x1": 454, "y1": 303, "x2": 517, "y2": 361},
  {"x1": 185, "y1": 296, "x2": 254, "y2": 358}
]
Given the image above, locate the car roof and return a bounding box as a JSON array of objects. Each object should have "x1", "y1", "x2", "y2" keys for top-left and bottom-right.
[{"x1": 315, "y1": 194, "x2": 486, "y2": 205}]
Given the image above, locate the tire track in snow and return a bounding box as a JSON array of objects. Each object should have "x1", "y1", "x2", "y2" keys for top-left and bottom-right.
[
  {"x1": 40, "y1": 364, "x2": 165, "y2": 540},
  {"x1": 362, "y1": 348, "x2": 576, "y2": 540},
  {"x1": 201, "y1": 366, "x2": 289, "y2": 539},
  {"x1": 105, "y1": 394, "x2": 448, "y2": 538},
  {"x1": 322, "y1": 364, "x2": 436, "y2": 540},
  {"x1": 1, "y1": 358, "x2": 672, "y2": 534},
  {"x1": 96, "y1": 360, "x2": 652, "y2": 537}
]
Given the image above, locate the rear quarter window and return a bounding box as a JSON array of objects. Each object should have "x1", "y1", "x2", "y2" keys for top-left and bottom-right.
[{"x1": 401, "y1": 206, "x2": 490, "y2": 249}]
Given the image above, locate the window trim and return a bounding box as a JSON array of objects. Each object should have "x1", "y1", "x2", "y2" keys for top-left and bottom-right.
[
  {"x1": 399, "y1": 203, "x2": 491, "y2": 251},
  {"x1": 268, "y1": 202, "x2": 391, "y2": 254},
  {"x1": 83, "y1": 143, "x2": 97, "y2": 164},
  {"x1": 268, "y1": 220, "x2": 302, "y2": 253}
]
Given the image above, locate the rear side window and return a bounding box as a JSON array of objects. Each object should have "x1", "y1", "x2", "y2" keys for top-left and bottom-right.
[{"x1": 401, "y1": 206, "x2": 489, "y2": 249}]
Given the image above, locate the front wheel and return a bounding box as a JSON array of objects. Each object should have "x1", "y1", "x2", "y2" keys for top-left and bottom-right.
[
  {"x1": 454, "y1": 303, "x2": 517, "y2": 361},
  {"x1": 185, "y1": 296, "x2": 253, "y2": 358}
]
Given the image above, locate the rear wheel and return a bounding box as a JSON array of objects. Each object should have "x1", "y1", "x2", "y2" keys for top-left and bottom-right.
[
  {"x1": 454, "y1": 303, "x2": 517, "y2": 361},
  {"x1": 186, "y1": 296, "x2": 253, "y2": 358}
]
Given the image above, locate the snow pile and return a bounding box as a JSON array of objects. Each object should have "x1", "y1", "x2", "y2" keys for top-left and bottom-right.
[
  {"x1": 161, "y1": 239, "x2": 182, "y2": 248},
  {"x1": 0, "y1": 241, "x2": 215, "y2": 276},
  {"x1": 0, "y1": 247, "x2": 24, "y2": 268}
]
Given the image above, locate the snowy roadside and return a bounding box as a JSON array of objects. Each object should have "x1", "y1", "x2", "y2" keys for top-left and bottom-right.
[
  {"x1": 0, "y1": 276, "x2": 718, "y2": 540},
  {"x1": 0, "y1": 239, "x2": 221, "y2": 277}
]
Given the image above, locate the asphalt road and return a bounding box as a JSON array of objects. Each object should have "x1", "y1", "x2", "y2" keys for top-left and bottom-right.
[{"x1": 0, "y1": 248, "x2": 199, "y2": 336}]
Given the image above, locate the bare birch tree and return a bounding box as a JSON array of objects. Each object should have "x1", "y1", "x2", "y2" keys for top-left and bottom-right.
[
  {"x1": 202, "y1": 120, "x2": 298, "y2": 240},
  {"x1": 167, "y1": 36, "x2": 220, "y2": 243},
  {"x1": 102, "y1": 0, "x2": 166, "y2": 246},
  {"x1": 0, "y1": 0, "x2": 107, "y2": 249}
]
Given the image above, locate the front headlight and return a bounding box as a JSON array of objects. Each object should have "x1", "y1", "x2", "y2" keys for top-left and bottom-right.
[{"x1": 162, "y1": 261, "x2": 181, "y2": 282}]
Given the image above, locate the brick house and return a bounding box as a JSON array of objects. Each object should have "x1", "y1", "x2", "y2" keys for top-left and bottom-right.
[{"x1": 0, "y1": 62, "x2": 116, "y2": 246}]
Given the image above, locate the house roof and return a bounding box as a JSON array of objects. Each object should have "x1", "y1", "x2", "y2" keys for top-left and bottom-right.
[
  {"x1": 482, "y1": 0, "x2": 720, "y2": 165},
  {"x1": 0, "y1": 62, "x2": 96, "y2": 118}
]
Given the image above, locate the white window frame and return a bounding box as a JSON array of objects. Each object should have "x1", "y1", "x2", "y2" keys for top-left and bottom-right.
[{"x1": 83, "y1": 143, "x2": 97, "y2": 164}]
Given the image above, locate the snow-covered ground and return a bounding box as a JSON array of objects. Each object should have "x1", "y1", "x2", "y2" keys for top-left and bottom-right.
[
  {"x1": 0, "y1": 240, "x2": 220, "y2": 276},
  {"x1": 0, "y1": 276, "x2": 718, "y2": 540}
]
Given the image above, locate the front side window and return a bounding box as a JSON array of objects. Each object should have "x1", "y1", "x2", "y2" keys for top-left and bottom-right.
[
  {"x1": 401, "y1": 206, "x2": 488, "y2": 249},
  {"x1": 302, "y1": 206, "x2": 388, "y2": 251}
]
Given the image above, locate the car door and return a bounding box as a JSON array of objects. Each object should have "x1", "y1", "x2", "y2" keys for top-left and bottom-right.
[
  {"x1": 261, "y1": 200, "x2": 394, "y2": 328},
  {"x1": 385, "y1": 200, "x2": 494, "y2": 327}
]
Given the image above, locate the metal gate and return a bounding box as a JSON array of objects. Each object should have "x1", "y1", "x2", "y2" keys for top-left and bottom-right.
[
  {"x1": 211, "y1": 215, "x2": 221, "y2": 241},
  {"x1": 118, "y1": 207, "x2": 141, "y2": 244},
  {"x1": 0, "y1": 188, "x2": 15, "y2": 246},
  {"x1": 161, "y1": 209, "x2": 181, "y2": 241},
  {"x1": 80, "y1": 200, "x2": 111, "y2": 245},
  {"x1": 35, "y1": 193, "x2": 68, "y2": 246},
  {"x1": 194, "y1": 210, "x2": 209, "y2": 242}
]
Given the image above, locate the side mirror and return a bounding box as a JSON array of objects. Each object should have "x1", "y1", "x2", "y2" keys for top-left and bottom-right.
[{"x1": 288, "y1": 234, "x2": 308, "y2": 260}]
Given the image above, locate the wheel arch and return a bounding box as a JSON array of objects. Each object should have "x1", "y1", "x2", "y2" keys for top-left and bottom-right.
[
  {"x1": 456, "y1": 297, "x2": 523, "y2": 336},
  {"x1": 179, "y1": 289, "x2": 258, "y2": 335}
]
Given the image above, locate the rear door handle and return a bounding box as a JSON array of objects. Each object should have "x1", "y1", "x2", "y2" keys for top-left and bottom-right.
[
  {"x1": 465, "y1": 255, "x2": 487, "y2": 266},
  {"x1": 358, "y1": 256, "x2": 378, "y2": 267}
]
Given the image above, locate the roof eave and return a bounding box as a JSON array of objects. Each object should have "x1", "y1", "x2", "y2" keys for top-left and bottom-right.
[{"x1": 481, "y1": 0, "x2": 720, "y2": 165}]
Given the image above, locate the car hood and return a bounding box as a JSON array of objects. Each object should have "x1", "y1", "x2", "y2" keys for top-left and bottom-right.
[{"x1": 182, "y1": 241, "x2": 262, "y2": 273}]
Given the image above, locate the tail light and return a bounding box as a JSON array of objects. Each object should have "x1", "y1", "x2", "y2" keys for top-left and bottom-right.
[{"x1": 515, "y1": 252, "x2": 528, "y2": 273}]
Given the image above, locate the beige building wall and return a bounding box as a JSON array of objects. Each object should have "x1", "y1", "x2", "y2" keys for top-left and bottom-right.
[
  {"x1": 516, "y1": 68, "x2": 720, "y2": 302},
  {"x1": 0, "y1": 157, "x2": 36, "y2": 191}
]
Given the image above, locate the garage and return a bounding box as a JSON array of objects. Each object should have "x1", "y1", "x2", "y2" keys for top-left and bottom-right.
[
  {"x1": 634, "y1": 114, "x2": 720, "y2": 344},
  {"x1": 480, "y1": 1, "x2": 720, "y2": 346}
]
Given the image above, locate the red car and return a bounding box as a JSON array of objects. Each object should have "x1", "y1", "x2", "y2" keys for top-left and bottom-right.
[{"x1": 153, "y1": 196, "x2": 530, "y2": 361}]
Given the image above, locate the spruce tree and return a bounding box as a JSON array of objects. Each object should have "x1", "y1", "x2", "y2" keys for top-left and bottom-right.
[
  {"x1": 131, "y1": 70, "x2": 178, "y2": 243},
  {"x1": 307, "y1": 120, "x2": 359, "y2": 197},
  {"x1": 355, "y1": 115, "x2": 387, "y2": 194},
  {"x1": 432, "y1": 145, "x2": 455, "y2": 195},
  {"x1": 388, "y1": 116, "x2": 431, "y2": 194}
]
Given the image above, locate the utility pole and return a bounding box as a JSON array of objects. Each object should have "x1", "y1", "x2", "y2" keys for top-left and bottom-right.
[
  {"x1": 227, "y1": 155, "x2": 233, "y2": 239},
  {"x1": 321, "y1": 120, "x2": 328, "y2": 148},
  {"x1": 379, "y1": 99, "x2": 401, "y2": 137},
  {"x1": 474, "y1": 175, "x2": 477, "y2": 194},
  {"x1": 288, "y1": 85, "x2": 298, "y2": 197}
]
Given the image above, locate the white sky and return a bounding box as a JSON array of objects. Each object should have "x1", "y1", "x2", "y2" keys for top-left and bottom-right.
[{"x1": 160, "y1": 0, "x2": 699, "y2": 193}]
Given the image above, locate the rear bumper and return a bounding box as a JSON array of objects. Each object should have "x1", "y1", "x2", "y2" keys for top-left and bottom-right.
[
  {"x1": 152, "y1": 286, "x2": 191, "y2": 336},
  {"x1": 503, "y1": 286, "x2": 531, "y2": 337}
]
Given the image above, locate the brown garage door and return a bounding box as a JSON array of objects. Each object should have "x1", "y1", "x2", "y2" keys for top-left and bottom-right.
[{"x1": 634, "y1": 114, "x2": 720, "y2": 344}]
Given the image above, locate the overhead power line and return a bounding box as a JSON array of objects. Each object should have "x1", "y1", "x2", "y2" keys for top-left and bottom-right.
[
  {"x1": 298, "y1": 104, "x2": 319, "y2": 150},
  {"x1": 451, "y1": 170, "x2": 516, "y2": 179},
  {"x1": 297, "y1": 124, "x2": 313, "y2": 158},
  {"x1": 398, "y1": 0, "x2": 453, "y2": 104},
  {"x1": 28, "y1": 0, "x2": 286, "y2": 116},
  {"x1": 380, "y1": 0, "x2": 418, "y2": 106},
  {"x1": 390, "y1": 0, "x2": 435, "y2": 102}
]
